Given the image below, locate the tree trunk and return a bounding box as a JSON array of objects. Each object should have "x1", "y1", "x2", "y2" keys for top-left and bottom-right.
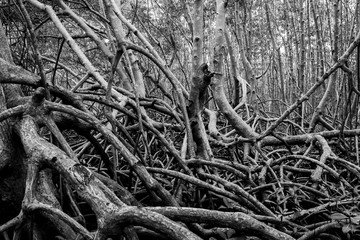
[{"x1": 0, "y1": 18, "x2": 26, "y2": 226}]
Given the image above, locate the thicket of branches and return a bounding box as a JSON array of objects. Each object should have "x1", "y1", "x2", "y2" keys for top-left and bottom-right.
[{"x1": 0, "y1": 0, "x2": 360, "y2": 240}]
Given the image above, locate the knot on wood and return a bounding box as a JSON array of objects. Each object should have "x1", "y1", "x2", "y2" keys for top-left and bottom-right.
[
  {"x1": 31, "y1": 87, "x2": 46, "y2": 106},
  {"x1": 199, "y1": 63, "x2": 214, "y2": 86}
]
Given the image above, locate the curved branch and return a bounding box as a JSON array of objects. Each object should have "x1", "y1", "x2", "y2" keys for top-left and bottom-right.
[
  {"x1": 43, "y1": 101, "x2": 181, "y2": 206},
  {"x1": 260, "y1": 27, "x2": 360, "y2": 140},
  {"x1": 27, "y1": 203, "x2": 93, "y2": 240},
  {"x1": 0, "y1": 104, "x2": 28, "y2": 122},
  {"x1": 146, "y1": 207, "x2": 294, "y2": 240},
  {"x1": 101, "y1": 206, "x2": 201, "y2": 240},
  {"x1": 0, "y1": 58, "x2": 41, "y2": 86}
]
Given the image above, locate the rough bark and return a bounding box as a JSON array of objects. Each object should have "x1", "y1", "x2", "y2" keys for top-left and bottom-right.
[
  {"x1": 0, "y1": 18, "x2": 26, "y2": 225},
  {"x1": 1, "y1": 2, "x2": 360, "y2": 240}
]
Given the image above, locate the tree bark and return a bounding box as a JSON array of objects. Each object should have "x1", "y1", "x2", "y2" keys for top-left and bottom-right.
[{"x1": 0, "y1": 19, "x2": 27, "y2": 225}]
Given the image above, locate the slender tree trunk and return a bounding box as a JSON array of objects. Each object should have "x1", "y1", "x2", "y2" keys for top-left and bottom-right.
[
  {"x1": 298, "y1": 0, "x2": 306, "y2": 126},
  {"x1": 265, "y1": 3, "x2": 285, "y2": 114},
  {"x1": 309, "y1": 0, "x2": 340, "y2": 131},
  {"x1": 212, "y1": 0, "x2": 258, "y2": 139}
]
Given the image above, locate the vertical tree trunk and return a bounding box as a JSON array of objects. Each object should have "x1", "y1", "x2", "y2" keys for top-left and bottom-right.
[
  {"x1": 265, "y1": 2, "x2": 285, "y2": 112},
  {"x1": 212, "y1": 0, "x2": 258, "y2": 139},
  {"x1": 357, "y1": 2, "x2": 360, "y2": 129},
  {"x1": 187, "y1": 0, "x2": 212, "y2": 160},
  {"x1": 311, "y1": 1, "x2": 325, "y2": 77},
  {"x1": 309, "y1": 0, "x2": 339, "y2": 131},
  {"x1": 298, "y1": 0, "x2": 306, "y2": 126},
  {"x1": 284, "y1": 0, "x2": 296, "y2": 105},
  {"x1": 0, "y1": 19, "x2": 26, "y2": 224}
]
